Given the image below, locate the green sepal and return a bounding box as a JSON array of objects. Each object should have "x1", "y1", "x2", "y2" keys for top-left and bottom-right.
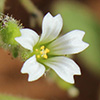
[
  {"x1": 12, "y1": 46, "x2": 19, "y2": 58},
  {"x1": 0, "y1": 14, "x2": 23, "y2": 58},
  {"x1": 0, "y1": 20, "x2": 21, "y2": 45}
]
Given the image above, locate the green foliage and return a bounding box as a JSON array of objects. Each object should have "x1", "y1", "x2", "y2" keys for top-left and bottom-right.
[{"x1": 52, "y1": 1, "x2": 100, "y2": 77}]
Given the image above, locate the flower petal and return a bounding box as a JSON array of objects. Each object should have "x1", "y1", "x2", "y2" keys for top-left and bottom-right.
[
  {"x1": 21, "y1": 55, "x2": 45, "y2": 81},
  {"x1": 15, "y1": 28, "x2": 39, "y2": 51},
  {"x1": 39, "y1": 12, "x2": 63, "y2": 44},
  {"x1": 43, "y1": 56, "x2": 81, "y2": 84},
  {"x1": 48, "y1": 30, "x2": 89, "y2": 55}
]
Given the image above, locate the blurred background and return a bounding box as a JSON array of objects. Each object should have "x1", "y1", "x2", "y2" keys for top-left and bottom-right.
[{"x1": 0, "y1": 0, "x2": 100, "y2": 100}]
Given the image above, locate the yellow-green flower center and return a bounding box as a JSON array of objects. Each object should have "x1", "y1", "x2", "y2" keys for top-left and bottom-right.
[{"x1": 35, "y1": 45, "x2": 50, "y2": 59}]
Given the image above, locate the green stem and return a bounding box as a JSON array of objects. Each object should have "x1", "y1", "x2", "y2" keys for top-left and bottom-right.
[
  {"x1": 0, "y1": 0, "x2": 6, "y2": 12},
  {"x1": 19, "y1": 0, "x2": 43, "y2": 27}
]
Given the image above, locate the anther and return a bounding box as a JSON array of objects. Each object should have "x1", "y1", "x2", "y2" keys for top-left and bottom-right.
[
  {"x1": 45, "y1": 48, "x2": 50, "y2": 53},
  {"x1": 40, "y1": 46, "x2": 45, "y2": 50},
  {"x1": 35, "y1": 49, "x2": 38, "y2": 52},
  {"x1": 40, "y1": 51, "x2": 43, "y2": 54},
  {"x1": 43, "y1": 54, "x2": 48, "y2": 59},
  {"x1": 37, "y1": 55, "x2": 40, "y2": 58}
]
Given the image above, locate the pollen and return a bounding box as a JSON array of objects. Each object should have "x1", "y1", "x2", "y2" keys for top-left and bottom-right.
[
  {"x1": 37, "y1": 55, "x2": 40, "y2": 58},
  {"x1": 43, "y1": 54, "x2": 48, "y2": 59},
  {"x1": 35, "y1": 49, "x2": 38, "y2": 52},
  {"x1": 40, "y1": 51, "x2": 43, "y2": 54},
  {"x1": 36, "y1": 45, "x2": 50, "y2": 59},
  {"x1": 40, "y1": 46, "x2": 45, "y2": 50},
  {"x1": 45, "y1": 48, "x2": 50, "y2": 53}
]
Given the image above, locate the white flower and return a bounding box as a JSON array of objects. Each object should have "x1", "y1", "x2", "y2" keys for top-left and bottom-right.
[{"x1": 15, "y1": 12, "x2": 89, "y2": 84}]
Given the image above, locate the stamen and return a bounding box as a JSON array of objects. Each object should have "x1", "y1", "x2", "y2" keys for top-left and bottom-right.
[
  {"x1": 36, "y1": 46, "x2": 50, "y2": 59},
  {"x1": 40, "y1": 46, "x2": 45, "y2": 50},
  {"x1": 43, "y1": 54, "x2": 48, "y2": 59},
  {"x1": 45, "y1": 48, "x2": 50, "y2": 53},
  {"x1": 35, "y1": 49, "x2": 38, "y2": 52},
  {"x1": 37, "y1": 55, "x2": 40, "y2": 58},
  {"x1": 40, "y1": 51, "x2": 43, "y2": 54}
]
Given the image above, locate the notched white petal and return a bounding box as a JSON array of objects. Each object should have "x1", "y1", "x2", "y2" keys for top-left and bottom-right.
[
  {"x1": 21, "y1": 55, "x2": 45, "y2": 81},
  {"x1": 48, "y1": 30, "x2": 89, "y2": 55},
  {"x1": 39, "y1": 12, "x2": 63, "y2": 44},
  {"x1": 15, "y1": 28, "x2": 39, "y2": 51},
  {"x1": 43, "y1": 56, "x2": 81, "y2": 84}
]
